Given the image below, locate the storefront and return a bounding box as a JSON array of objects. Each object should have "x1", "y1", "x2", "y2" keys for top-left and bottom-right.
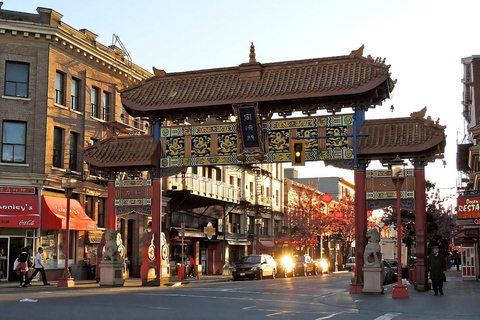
[
  {"x1": 41, "y1": 195, "x2": 96, "y2": 280},
  {"x1": 456, "y1": 193, "x2": 480, "y2": 280},
  {"x1": 0, "y1": 188, "x2": 39, "y2": 281}
]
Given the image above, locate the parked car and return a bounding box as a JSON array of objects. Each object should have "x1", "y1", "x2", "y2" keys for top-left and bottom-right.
[
  {"x1": 346, "y1": 257, "x2": 355, "y2": 271},
  {"x1": 294, "y1": 255, "x2": 318, "y2": 276},
  {"x1": 384, "y1": 259, "x2": 398, "y2": 276},
  {"x1": 275, "y1": 256, "x2": 296, "y2": 278},
  {"x1": 232, "y1": 254, "x2": 277, "y2": 280},
  {"x1": 383, "y1": 260, "x2": 395, "y2": 284}
]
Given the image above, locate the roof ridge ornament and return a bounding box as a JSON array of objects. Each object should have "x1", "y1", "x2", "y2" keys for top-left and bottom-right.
[
  {"x1": 349, "y1": 44, "x2": 364, "y2": 58},
  {"x1": 249, "y1": 42, "x2": 256, "y2": 63}
]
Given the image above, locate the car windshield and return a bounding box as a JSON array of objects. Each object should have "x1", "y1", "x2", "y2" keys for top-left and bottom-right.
[
  {"x1": 295, "y1": 256, "x2": 306, "y2": 263},
  {"x1": 238, "y1": 256, "x2": 261, "y2": 264},
  {"x1": 387, "y1": 260, "x2": 398, "y2": 267}
]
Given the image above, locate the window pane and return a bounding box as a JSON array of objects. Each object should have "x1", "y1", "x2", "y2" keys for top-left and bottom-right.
[
  {"x1": 5, "y1": 62, "x2": 28, "y2": 82},
  {"x1": 1, "y1": 145, "x2": 13, "y2": 161},
  {"x1": 13, "y1": 145, "x2": 25, "y2": 162},
  {"x1": 55, "y1": 72, "x2": 62, "y2": 91},
  {"x1": 3, "y1": 122, "x2": 26, "y2": 144},
  {"x1": 5, "y1": 82, "x2": 15, "y2": 96},
  {"x1": 17, "y1": 83, "x2": 28, "y2": 97}
]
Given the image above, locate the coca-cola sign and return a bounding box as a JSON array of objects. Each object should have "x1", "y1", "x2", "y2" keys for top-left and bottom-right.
[{"x1": 19, "y1": 220, "x2": 36, "y2": 226}]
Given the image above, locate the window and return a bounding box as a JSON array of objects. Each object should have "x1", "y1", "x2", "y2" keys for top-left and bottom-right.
[
  {"x1": 276, "y1": 190, "x2": 279, "y2": 206},
  {"x1": 2, "y1": 121, "x2": 26, "y2": 163},
  {"x1": 53, "y1": 127, "x2": 64, "y2": 168},
  {"x1": 98, "y1": 198, "x2": 106, "y2": 228},
  {"x1": 55, "y1": 71, "x2": 64, "y2": 105},
  {"x1": 102, "y1": 91, "x2": 110, "y2": 121},
  {"x1": 69, "y1": 132, "x2": 78, "y2": 171},
  {"x1": 91, "y1": 87, "x2": 99, "y2": 118},
  {"x1": 71, "y1": 78, "x2": 79, "y2": 110},
  {"x1": 5, "y1": 61, "x2": 29, "y2": 97}
]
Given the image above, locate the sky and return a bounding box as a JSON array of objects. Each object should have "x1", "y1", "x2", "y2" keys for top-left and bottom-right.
[{"x1": 7, "y1": 0, "x2": 479, "y2": 201}]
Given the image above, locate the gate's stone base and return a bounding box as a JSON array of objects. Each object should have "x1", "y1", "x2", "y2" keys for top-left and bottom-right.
[{"x1": 362, "y1": 266, "x2": 384, "y2": 294}]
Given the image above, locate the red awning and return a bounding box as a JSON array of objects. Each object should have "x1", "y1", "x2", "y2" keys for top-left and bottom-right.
[
  {"x1": 0, "y1": 194, "x2": 40, "y2": 228},
  {"x1": 41, "y1": 196, "x2": 96, "y2": 231}
]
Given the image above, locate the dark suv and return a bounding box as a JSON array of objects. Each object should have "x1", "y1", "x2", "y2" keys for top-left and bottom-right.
[
  {"x1": 232, "y1": 254, "x2": 277, "y2": 280},
  {"x1": 294, "y1": 255, "x2": 318, "y2": 276}
]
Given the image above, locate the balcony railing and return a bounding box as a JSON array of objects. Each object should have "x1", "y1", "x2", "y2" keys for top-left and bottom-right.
[
  {"x1": 240, "y1": 191, "x2": 272, "y2": 206},
  {"x1": 167, "y1": 173, "x2": 240, "y2": 203}
]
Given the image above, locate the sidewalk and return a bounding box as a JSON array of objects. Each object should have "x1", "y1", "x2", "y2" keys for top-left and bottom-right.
[
  {"x1": 320, "y1": 268, "x2": 480, "y2": 319},
  {"x1": 0, "y1": 274, "x2": 232, "y2": 290}
]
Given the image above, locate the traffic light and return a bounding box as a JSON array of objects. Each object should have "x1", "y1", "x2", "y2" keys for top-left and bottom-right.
[{"x1": 291, "y1": 140, "x2": 305, "y2": 166}]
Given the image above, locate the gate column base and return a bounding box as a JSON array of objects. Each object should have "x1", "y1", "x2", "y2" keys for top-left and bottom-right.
[
  {"x1": 349, "y1": 283, "x2": 363, "y2": 294},
  {"x1": 414, "y1": 282, "x2": 431, "y2": 291}
]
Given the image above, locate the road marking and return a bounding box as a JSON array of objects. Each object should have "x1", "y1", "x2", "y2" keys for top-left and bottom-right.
[
  {"x1": 374, "y1": 313, "x2": 401, "y2": 320},
  {"x1": 19, "y1": 298, "x2": 38, "y2": 303},
  {"x1": 315, "y1": 311, "x2": 345, "y2": 319}
]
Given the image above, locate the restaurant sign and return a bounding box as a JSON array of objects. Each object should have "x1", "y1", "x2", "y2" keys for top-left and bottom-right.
[
  {"x1": 0, "y1": 194, "x2": 40, "y2": 228},
  {"x1": 457, "y1": 194, "x2": 480, "y2": 219}
]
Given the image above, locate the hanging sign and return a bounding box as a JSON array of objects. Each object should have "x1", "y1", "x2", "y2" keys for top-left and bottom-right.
[{"x1": 233, "y1": 103, "x2": 264, "y2": 154}]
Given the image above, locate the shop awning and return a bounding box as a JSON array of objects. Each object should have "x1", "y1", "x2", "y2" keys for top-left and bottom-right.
[
  {"x1": 0, "y1": 194, "x2": 40, "y2": 228},
  {"x1": 41, "y1": 196, "x2": 96, "y2": 231}
]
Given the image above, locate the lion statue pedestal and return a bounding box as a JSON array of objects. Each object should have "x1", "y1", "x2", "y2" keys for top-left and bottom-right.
[
  {"x1": 363, "y1": 229, "x2": 384, "y2": 294},
  {"x1": 100, "y1": 230, "x2": 124, "y2": 287}
]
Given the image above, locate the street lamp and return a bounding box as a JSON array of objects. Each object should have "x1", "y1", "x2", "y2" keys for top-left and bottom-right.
[
  {"x1": 58, "y1": 170, "x2": 77, "y2": 288},
  {"x1": 389, "y1": 156, "x2": 408, "y2": 299}
]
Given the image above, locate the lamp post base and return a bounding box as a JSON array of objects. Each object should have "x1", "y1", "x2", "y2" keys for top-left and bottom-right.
[
  {"x1": 392, "y1": 284, "x2": 409, "y2": 298},
  {"x1": 57, "y1": 278, "x2": 75, "y2": 288}
]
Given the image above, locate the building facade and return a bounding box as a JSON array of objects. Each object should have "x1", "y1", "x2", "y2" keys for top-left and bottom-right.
[
  {"x1": 456, "y1": 56, "x2": 480, "y2": 280},
  {"x1": 0, "y1": 5, "x2": 151, "y2": 281}
]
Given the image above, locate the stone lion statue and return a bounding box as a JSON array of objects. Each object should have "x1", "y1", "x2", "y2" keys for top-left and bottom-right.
[
  {"x1": 364, "y1": 229, "x2": 382, "y2": 267},
  {"x1": 103, "y1": 229, "x2": 121, "y2": 262}
]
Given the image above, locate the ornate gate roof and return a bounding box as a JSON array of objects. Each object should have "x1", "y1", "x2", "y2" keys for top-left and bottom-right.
[{"x1": 120, "y1": 45, "x2": 396, "y2": 121}]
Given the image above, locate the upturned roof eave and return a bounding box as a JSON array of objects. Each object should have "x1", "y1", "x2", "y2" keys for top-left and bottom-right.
[{"x1": 121, "y1": 76, "x2": 389, "y2": 115}]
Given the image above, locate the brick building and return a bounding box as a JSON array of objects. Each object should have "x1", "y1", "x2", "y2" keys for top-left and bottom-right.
[{"x1": 0, "y1": 4, "x2": 151, "y2": 281}]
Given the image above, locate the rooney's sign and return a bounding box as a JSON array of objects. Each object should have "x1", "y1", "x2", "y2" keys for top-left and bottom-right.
[
  {"x1": 457, "y1": 195, "x2": 480, "y2": 219},
  {"x1": 0, "y1": 194, "x2": 40, "y2": 228}
]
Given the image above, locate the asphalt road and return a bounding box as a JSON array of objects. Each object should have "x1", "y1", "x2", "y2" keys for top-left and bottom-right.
[{"x1": 0, "y1": 272, "x2": 478, "y2": 320}]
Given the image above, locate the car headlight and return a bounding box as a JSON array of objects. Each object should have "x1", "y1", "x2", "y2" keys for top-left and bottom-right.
[{"x1": 251, "y1": 267, "x2": 258, "y2": 271}]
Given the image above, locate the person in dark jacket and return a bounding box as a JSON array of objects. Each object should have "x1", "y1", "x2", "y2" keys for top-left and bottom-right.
[
  {"x1": 16, "y1": 247, "x2": 30, "y2": 287},
  {"x1": 428, "y1": 246, "x2": 446, "y2": 296}
]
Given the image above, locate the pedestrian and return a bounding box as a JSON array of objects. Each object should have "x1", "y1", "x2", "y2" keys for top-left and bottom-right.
[
  {"x1": 455, "y1": 252, "x2": 461, "y2": 271},
  {"x1": 428, "y1": 246, "x2": 446, "y2": 296},
  {"x1": 188, "y1": 256, "x2": 196, "y2": 278},
  {"x1": 23, "y1": 247, "x2": 50, "y2": 287},
  {"x1": 16, "y1": 247, "x2": 30, "y2": 287}
]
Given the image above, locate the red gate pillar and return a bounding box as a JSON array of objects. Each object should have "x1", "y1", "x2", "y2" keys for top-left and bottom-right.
[
  {"x1": 350, "y1": 161, "x2": 368, "y2": 294},
  {"x1": 152, "y1": 177, "x2": 161, "y2": 284},
  {"x1": 106, "y1": 173, "x2": 117, "y2": 230},
  {"x1": 413, "y1": 160, "x2": 431, "y2": 291}
]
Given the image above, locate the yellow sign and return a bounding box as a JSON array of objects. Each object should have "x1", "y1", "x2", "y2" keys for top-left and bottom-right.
[{"x1": 204, "y1": 226, "x2": 216, "y2": 235}]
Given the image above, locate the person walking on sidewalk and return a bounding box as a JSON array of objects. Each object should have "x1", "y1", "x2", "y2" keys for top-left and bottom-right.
[
  {"x1": 428, "y1": 246, "x2": 446, "y2": 296},
  {"x1": 188, "y1": 256, "x2": 196, "y2": 278},
  {"x1": 23, "y1": 247, "x2": 50, "y2": 286},
  {"x1": 16, "y1": 247, "x2": 30, "y2": 287}
]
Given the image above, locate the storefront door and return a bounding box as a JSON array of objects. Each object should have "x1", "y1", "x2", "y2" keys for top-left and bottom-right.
[
  {"x1": 462, "y1": 245, "x2": 477, "y2": 280},
  {"x1": 0, "y1": 238, "x2": 7, "y2": 281},
  {"x1": 8, "y1": 237, "x2": 25, "y2": 281}
]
